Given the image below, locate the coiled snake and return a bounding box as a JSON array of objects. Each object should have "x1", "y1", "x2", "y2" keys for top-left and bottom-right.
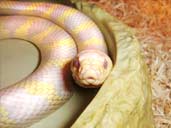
[{"x1": 0, "y1": 1, "x2": 112, "y2": 128}]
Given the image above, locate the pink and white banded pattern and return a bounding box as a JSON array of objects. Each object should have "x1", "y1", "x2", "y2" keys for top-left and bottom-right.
[{"x1": 0, "y1": 1, "x2": 112, "y2": 128}]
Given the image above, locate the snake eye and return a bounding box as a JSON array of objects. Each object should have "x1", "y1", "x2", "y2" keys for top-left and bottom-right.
[
  {"x1": 103, "y1": 59, "x2": 108, "y2": 69},
  {"x1": 73, "y1": 58, "x2": 80, "y2": 69}
]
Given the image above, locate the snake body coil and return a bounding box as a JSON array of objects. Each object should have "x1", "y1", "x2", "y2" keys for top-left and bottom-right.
[{"x1": 0, "y1": 1, "x2": 112, "y2": 128}]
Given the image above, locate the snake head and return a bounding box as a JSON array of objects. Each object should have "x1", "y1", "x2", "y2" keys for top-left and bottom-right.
[{"x1": 71, "y1": 50, "x2": 112, "y2": 88}]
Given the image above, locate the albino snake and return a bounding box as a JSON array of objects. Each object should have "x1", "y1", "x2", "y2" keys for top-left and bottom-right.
[{"x1": 0, "y1": 1, "x2": 112, "y2": 128}]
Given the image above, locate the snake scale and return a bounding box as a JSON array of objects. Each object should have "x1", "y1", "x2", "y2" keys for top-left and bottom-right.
[{"x1": 0, "y1": 1, "x2": 112, "y2": 128}]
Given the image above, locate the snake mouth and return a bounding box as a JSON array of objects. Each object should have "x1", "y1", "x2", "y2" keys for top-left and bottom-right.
[
  {"x1": 80, "y1": 69, "x2": 99, "y2": 85},
  {"x1": 84, "y1": 77, "x2": 97, "y2": 86},
  {"x1": 71, "y1": 61, "x2": 102, "y2": 87}
]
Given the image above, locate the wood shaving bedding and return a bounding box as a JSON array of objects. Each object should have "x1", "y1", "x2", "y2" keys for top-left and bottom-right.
[{"x1": 87, "y1": 0, "x2": 171, "y2": 127}]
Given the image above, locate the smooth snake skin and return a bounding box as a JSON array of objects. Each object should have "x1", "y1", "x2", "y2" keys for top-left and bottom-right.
[{"x1": 0, "y1": 1, "x2": 112, "y2": 128}]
